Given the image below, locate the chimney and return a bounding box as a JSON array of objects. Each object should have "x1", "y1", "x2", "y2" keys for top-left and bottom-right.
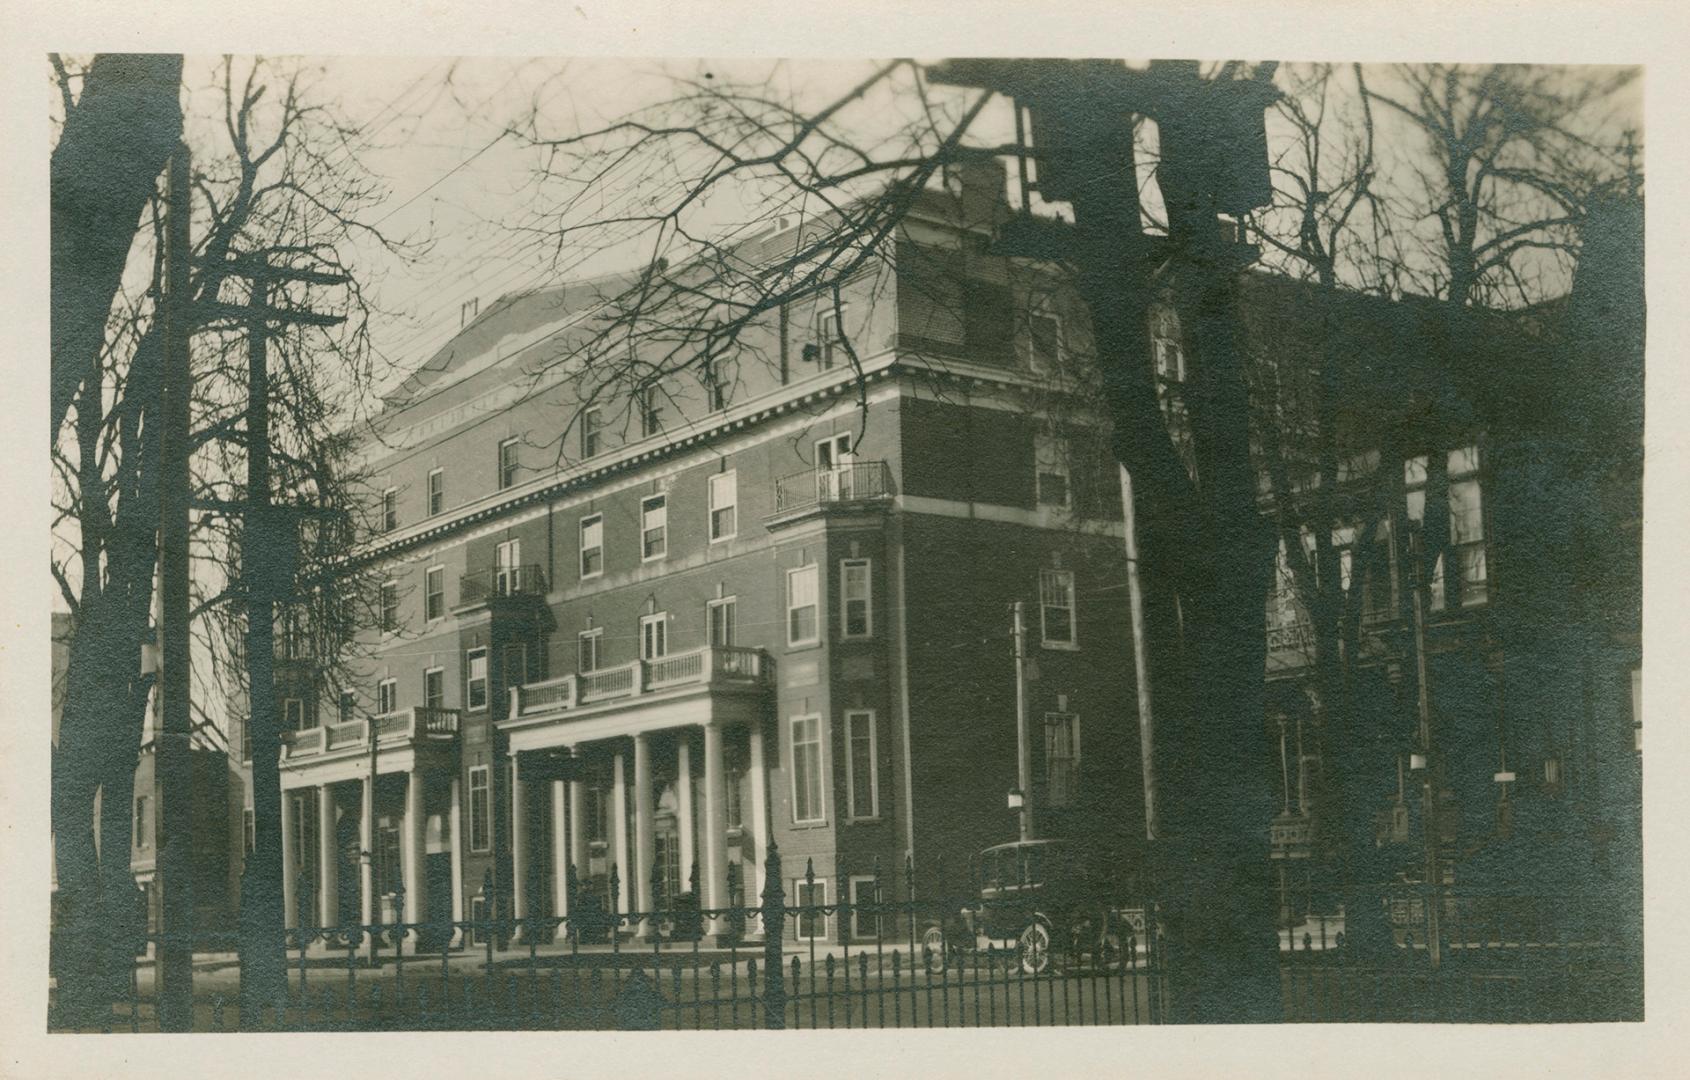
[{"x1": 945, "y1": 157, "x2": 1008, "y2": 227}]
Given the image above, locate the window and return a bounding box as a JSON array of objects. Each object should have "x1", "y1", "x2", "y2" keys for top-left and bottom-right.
[
  {"x1": 577, "y1": 627, "x2": 603, "y2": 673},
  {"x1": 498, "y1": 438, "x2": 519, "y2": 490},
  {"x1": 134, "y1": 796, "x2": 151, "y2": 848},
  {"x1": 338, "y1": 691, "x2": 355, "y2": 724},
  {"x1": 1024, "y1": 304, "x2": 1064, "y2": 371},
  {"x1": 841, "y1": 559, "x2": 873, "y2": 639},
  {"x1": 638, "y1": 387, "x2": 665, "y2": 438},
  {"x1": 1039, "y1": 569, "x2": 1077, "y2": 648},
  {"x1": 466, "y1": 648, "x2": 488, "y2": 710},
  {"x1": 725, "y1": 760, "x2": 744, "y2": 829},
  {"x1": 815, "y1": 432, "x2": 855, "y2": 500},
  {"x1": 427, "y1": 469, "x2": 444, "y2": 517},
  {"x1": 702, "y1": 358, "x2": 729, "y2": 411},
  {"x1": 380, "y1": 580, "x2": 399, "y2": 633},
  {"x1": 382, "y1": 488, "x2": 398, "y2": 532},
  {"x1": 787, "y1": 565, "x2": 820, "y2": 646},
  {"x1": 579, "y1": 514, "x2": 603, "y2": 578},
  {"x1": 707, "y1": 597, "x2": 737, "y2": 648},
  {"x1": 708, "y1": 471, "x2": 737, "y2": 542},
  {"x1": 1150, "y1": 304, "x2": 1186, "y2": 383},
  {"x1": 244, "y1": 808, "x2": 255, "y2": 856},
  {"x1": 581, "y1": 409, "x2": 603, "y2": 458},
  {"x1": 423, "y1": 668, "x2": 444, "y2": 711},
  {"x1": 850, "y1": 876, "x2": 882, "y2": 940},
  {"x1": 377, "y1": 679, "x2": 397, "y2": 716},
  {"x1": 585, "y1": 785, "x2": 608, "y2": 843},
  {"x1": 1044, "y1": 712, "x2": 1079, "y2": 808},
  {"x1": 1405, "y1": 446, "x2": 1488, "y2": 610},
  {"x1": 468, "y1": 766, "x2": 491, "y2": 853},
  {"x1": 425, "y1": 566, "x2": 445, "y2": 620},
  {"x1": 502, "y1": 642, "x2": 528, "y2": 690},
  {"x1": 790, "y1": 714, "x2": 825, "y2": 824},
  {"x1": 283, "y1": 698, "x2": 306, "y2": 731},
  {"x1": 640, "y1": 494, "x2": 667, "y2": 561},
  {"x1": 639, "y1": 612, "x2": 668, "y2": 660},
  {"x1": 1034, "y1": 432, "x2": 1071, "y2": 509},
  {"x1": 796, "y1": 879, "x2": 828, "y2": 939},
  {"x1": 495, "y1": 538, "x2": 521, "y2": 595},
  {"x1": 845, "y1": 709, "x2": 878, "y2": 819},
  {"x1": 812, "y1": 302, "x2": 849, "y2": 371}
]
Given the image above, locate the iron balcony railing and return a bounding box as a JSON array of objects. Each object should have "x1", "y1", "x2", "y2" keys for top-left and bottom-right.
[
  {"x1": 509, "y1": 646, "x2": 769, "y2": 719},
  {"x1": 281, "y1": 706, "x2": 461, "y2": 761},
  {"x1": 459, "y1": 564, "x2": 549, "y2": 606},
  {"x1": 771, "y1": 461, "x2": 893, "y2": 516}
]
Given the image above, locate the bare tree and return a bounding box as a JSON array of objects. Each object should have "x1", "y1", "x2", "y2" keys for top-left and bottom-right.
[{"x1": 49, "y1": 55, "x2": 413, "y2": 1022}]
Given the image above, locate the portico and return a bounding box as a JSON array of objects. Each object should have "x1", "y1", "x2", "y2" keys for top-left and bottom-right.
[{"x1": 500, "y1": 645, "x2": 773, "y2": 942}]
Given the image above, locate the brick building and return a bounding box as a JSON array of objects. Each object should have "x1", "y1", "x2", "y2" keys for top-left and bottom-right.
[{"x1": 253, "y1": 164, "x2": 1144, "y2": 946}]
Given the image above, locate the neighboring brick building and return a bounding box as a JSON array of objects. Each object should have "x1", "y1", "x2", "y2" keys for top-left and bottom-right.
[{"x1": 262, "y1": 164, "x2": 1144, "y2": 946}]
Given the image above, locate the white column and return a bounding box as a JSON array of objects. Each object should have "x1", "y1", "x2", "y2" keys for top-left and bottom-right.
[
  {"x1": 402, "y1": 769, "x2": 425, "y2": 939},
  {"x1": 551, "y1": 778, "x2": 569, "y2": 922},
  {"x1": 449, "y1": 774, "x2": 465, "y2": 947},
  {"x1": 633, "y1": 733, "x2": 655, "y2": 936},
  {"x1": 748, "y1": 723, "x2": 770, "y2": 921},
  {"x1": 612, "y1": 750, "x2": 631, "y2": 919},
  {"x1": 317, "y1": 784, "x2": 339, "y2": 932},
  {"x1": 359, "y1": 775, "x2": 375, "y2": 930},
  {"x1": 676, "y1": 735, "x2": 695, "y2": 892},
  {"x1": 280, "y1": 790, "x2": 298, "y2": 931},
  {"x1": 567, "y1": 774, "x2": 587, "y2": 898},
  {"x1": 510, "y1": 755, "x2": 528, "y2": 942},
  {"x1": 702, "y1": 723, "x2": 728, "y2": 937}
]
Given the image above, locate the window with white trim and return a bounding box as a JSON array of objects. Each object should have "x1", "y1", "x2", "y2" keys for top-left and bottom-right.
[
  {"x1": 427, "y1": 468, "x2": 444, "y2": 517},
  {"x1": 1034, "y1": 432, "x2": 1071, "y2": 509},
  {"x1": 498, "y1": 438, "x2": 519, "y2": 490},
  {"x1": 376, "y1": 679, "x2": 397, "y2": 716},
  {"x1": 796, "y1": 878, "x2": 828, "y2": 939},
  {"x1": 640, "y1": 494, "x2": 667, "y2": 561},
  {"x1": 1405, "y1": 446, "x2": 1488, "y2": 610},
  {"x1": 845, "y1": 709, "x2": 878, "y2": 819},
  {"x1": 495, "y1": 538, "x2": 521, "y2": 595},
  {"x1": 423, "y1": 668, "x2": 444, "y2": 710},
  {"x1": 708, "y1": 471, "x2": 737, "y2": 542},
  {"x1": 425, "y1": 566, "x2": 445, "y2": 620},
  {"x1": 466, "y1": 647, "x2": 488, "y2": 710},
  {"x1": 134, "y1": 795, "x2": 151, "y2": 849},
  {"x1": 812, "y1": 301, "x2": 849, "y2": 371},
  {"x1": 468, "y1": 765, "x2": 491, "y2": 853},
  {"x1": 1039, "y1": 569, "x2": 1077, "y2": 648},
  {"x1": 639, "y1": 612, "x2": 668, "y2": 660},
  {"x1": 708, "y1": 596, "x2": 737, "y2": 647},
  {"x1": 579, "y1": 514, "x2": 603, "y2": 578},
  {"x1": 840, "y1": 558, "x2": 873, "y2": 639},
  {"x1": 380, "y1": 580, "x2": 399, "y2": 633},
  {"x1": 787, "y1": 564, "x2": 820, "y2": 646},
  {"x1": 638, "y1": 387, "x2": 665, "y2": 438},
  {"x1": 581, "y1": 409, "x2": 603, "y2": 458},
  {"x1": 381, "y1": 487, "x2": 398, "y2": 532},
  {"x1": 849, "y1": 875, "x2": 882, "y2": 940},
  {"x1": 1044, "y1": 711, "x2": 1079, "y2": 808},
  {"x1": 577, "y1": 627, "x2": 603, "y2": 673},
  {"x1": 790, "y1": 714, "x2": 825, "y2": 824},
  {"x1": 1024, "y1": 302, "x2": 1064, "y2": 372}
]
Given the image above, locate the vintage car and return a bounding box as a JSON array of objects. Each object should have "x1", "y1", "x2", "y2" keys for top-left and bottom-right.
[{"x1": 922, "y1": 838, "x2": 1148, "y2": 975}]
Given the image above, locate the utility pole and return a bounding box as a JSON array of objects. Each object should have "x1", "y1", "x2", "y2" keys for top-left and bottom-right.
[
  {"x1": 154, "y1": 139, "x2": 195, "y2": 1033},
  {"x1": 1011, "y1": 601, "x2": 1035, "y2": 843},
  {"x1": 216, "y1": 252, "x2": 347, "y2": 1024}
]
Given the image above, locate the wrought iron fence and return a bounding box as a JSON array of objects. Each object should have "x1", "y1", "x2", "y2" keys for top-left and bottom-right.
[
  {"x1": 49, "y1": 845, "x2": 1165, "y2": 1032},
  {"x1": 47, "y1": 866, "x2": 1639, "y2": 1031}
]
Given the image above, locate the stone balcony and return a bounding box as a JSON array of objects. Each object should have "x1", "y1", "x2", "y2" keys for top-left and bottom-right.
[
  {"x1": 278, "y1": 706, "x2": 461, "y2": 788},
  {"x1": 501, "y1": 646, "x2": 771, "y2": 751}
]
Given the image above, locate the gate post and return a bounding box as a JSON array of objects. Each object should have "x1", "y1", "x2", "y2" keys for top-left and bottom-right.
[{"x1": 761, "y1": 842, "x2": 785, "y2": 1029}]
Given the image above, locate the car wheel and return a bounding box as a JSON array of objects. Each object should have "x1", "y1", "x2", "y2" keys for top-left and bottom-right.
[
  {"x1": 1018, "y1": 919, "x2": 1053, "y2": 976},
  {"x1": 921, "y1": 924, "x2": 948, "y2": 974}
]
